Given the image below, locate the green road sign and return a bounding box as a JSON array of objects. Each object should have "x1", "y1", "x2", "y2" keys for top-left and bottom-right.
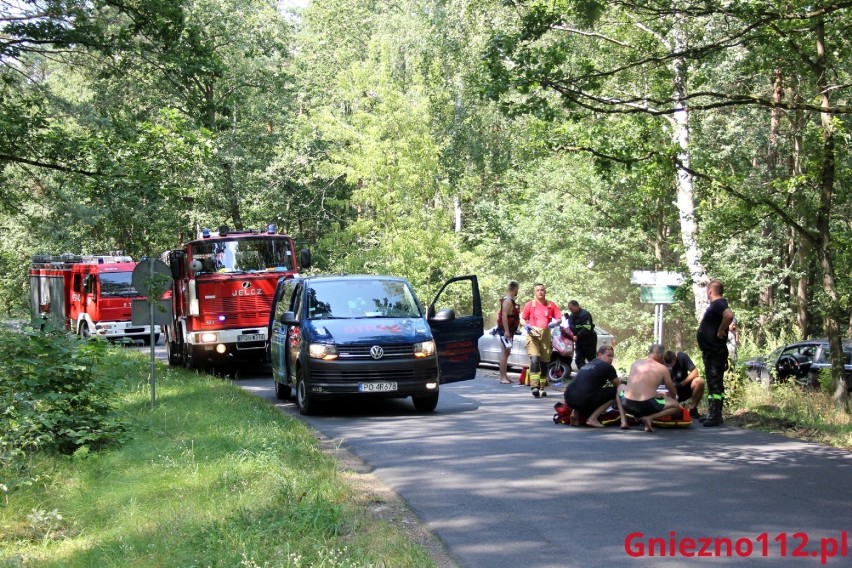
[{"x1": 640, "y1": 285, "x2": 677, "y2": 304}]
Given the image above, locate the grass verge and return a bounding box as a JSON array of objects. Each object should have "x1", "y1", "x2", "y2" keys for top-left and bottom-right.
[
  {"x1": 1, "y1": 346, "x2": 442, "y2": 567},
  {"x1": 725, "y1": 372, "x2": 852, "y2": 450}
]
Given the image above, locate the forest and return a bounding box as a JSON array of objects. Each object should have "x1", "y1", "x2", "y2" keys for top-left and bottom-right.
[{"x1": 1, "y1": 1, "x2": 850, "y2": 401}]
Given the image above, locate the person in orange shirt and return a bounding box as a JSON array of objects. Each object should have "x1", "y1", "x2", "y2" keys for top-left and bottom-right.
[{"x1": 520, "y1": 283, "x2": 561, "y2": 398}]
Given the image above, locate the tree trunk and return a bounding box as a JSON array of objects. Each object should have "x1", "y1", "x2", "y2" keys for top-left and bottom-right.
[
  {"x1": 813, "y1": 18, "x2": 847, "y2": 411},
  {"x1": 453, "y1": 195, "x2": 462, "y2": 232},
  {"x1": 671, "y1": 14, "x2": 708, "y2": 322},
  {"x1": 757, "y1": 69, "x2": 784, "y2": 347},
  {"x1": 796, "y1": 239, "x2": 811, "y2": 337},
  {"x1": 222, "y1": 161, "x2": 243, "y2": 231},
  {"x1": 756, "y1": 223, "x2": 774, "y2": 348}
]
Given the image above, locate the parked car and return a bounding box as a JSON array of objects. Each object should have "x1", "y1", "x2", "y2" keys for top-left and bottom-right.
[
  {"x1": 742, "y1": 338, "x2": 852, "y2": 390},
  {"x1": 477, "y1": 324, "x2": 615, "y2": 381},
  {"x1": 268, "y1": 274, "x2": 483, "y2": 414}
]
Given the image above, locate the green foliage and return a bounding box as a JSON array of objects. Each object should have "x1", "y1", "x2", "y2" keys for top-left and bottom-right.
[
  {"x1": 2, "y1": 0, "x2": 851, "y2": 363},
  {"x1": 0, "y1": 329, "x2": 131, "y2": 459},
  {"x1": 1, "y1": 352, "x2": 440, "y2": 567}
]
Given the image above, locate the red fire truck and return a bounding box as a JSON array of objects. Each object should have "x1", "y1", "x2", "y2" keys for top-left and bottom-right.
[
  {"x1": 162, "y1": 224, "x2": 310, "y2": 369},
  {"x1": 29, "y1": 253, "x2": 160, "y2": 343}
]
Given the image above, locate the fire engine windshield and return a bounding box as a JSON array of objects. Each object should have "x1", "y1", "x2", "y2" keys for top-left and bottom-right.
[
  {"x1": 306, "y1": 280, "x2": 422, "y2": 320},
  {"x1": 99, "y1": 272, "x2": 138, "y2": 297},
  {"x1": 190, "y1": 237, "x2": 294, "y2": 274}
]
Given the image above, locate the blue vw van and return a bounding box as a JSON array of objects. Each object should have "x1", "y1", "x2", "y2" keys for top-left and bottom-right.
[{"x1": 268, "y1": 275, "x2": 482, "y2": 414}]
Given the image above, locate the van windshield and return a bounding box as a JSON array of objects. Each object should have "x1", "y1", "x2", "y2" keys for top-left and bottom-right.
[{"x1": 307, "y1": 280, "x2": 422, "y2": 320}]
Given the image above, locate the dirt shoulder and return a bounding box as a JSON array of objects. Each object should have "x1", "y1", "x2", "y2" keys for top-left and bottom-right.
[{"x1": 314, "y1": 432, "x2": 460, "y2": 568}]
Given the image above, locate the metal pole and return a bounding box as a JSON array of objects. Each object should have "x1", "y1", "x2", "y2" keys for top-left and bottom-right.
[{"x1": 149, "y1": 261, "x2": 156, "y2": 408}]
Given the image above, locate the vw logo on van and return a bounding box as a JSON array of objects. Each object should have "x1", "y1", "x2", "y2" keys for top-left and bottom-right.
[{"x1": 370, "y1": 345, "x2": 384, "y2": 360}]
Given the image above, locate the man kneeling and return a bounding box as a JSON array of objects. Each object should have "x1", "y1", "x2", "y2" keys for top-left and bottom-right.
[
  {"x1": 619, "y1": 344, "x2": 682, "y2": 432},
  {"x1": 563, "y1": 345, "x2": 628, "y2": 428}
]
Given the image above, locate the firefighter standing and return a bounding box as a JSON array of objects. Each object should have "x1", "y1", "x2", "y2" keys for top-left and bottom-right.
[
  {"x1": 520, "y1": 283, "x2": 561, "y2": 398},
  {"x1": 567, "y1": 300, "x2": 597, "y2": 370},
  {"x1": 697, "y1": 279, "x2": 735, "y2": 427}
]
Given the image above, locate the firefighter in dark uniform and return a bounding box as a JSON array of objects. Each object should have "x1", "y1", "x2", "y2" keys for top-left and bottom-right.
[
  {"x1": 697, "y1": 279, "x2": 735, "y2": 427},
  {"x1": 566, "y1": 300, "x2": 597, "y2": 370}
]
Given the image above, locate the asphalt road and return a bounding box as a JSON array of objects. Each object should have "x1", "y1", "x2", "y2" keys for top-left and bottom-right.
[{"x1": 219, "y1": 363, "x2": 852, "y2": 568}]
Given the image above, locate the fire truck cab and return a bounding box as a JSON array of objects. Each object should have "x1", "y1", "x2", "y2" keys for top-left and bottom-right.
[
  {"x1": 29, "y1": 253, "x2": 160, "y2": 343},
  {"x1": 163, "y1": 225, "x2": 309, "y2": 370}
]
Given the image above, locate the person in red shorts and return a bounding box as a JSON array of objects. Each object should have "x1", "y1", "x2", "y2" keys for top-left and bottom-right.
[{"x1": 520, "y1": 283, "x2": 561, "y2": 398}]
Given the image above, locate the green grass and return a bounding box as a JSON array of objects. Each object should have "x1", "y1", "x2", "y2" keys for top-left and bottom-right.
[
  {"x1": 725, "y1": 370, "x2": 852, "y2": 450},
  {"x1": 1, "y1": 348, "x2": 439, "y2": 567}
]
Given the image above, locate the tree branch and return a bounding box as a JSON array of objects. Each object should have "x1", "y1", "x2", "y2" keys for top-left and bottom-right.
[{"x1": 0, "y1": 154, "x2": 97, "y2": 177}]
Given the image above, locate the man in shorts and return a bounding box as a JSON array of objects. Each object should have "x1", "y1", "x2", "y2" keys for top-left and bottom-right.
[
  {"x1": 618, "y1": 344, "x2": 681, "y2": 432},
  {"x1": 662, "y1": 350, "x2": 705, "y2": 419},
  {"x1": 563, "y1": 345, "x2": 628, "y2": 428}
]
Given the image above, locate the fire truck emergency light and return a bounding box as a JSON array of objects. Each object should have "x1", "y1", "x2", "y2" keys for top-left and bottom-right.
[
  {"x1": 201, "y1": 227, "x2": 211, "y2": 238},
  {"x1": 218, "y1": 315, "x2": 226, "y2": 322},
  {"x1": 267, "y1": 224, "x2": 275, "y2": 234}
]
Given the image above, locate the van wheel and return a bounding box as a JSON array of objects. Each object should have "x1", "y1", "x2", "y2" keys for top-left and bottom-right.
[
  {"x1": 412, "y1": 392, "x2": 439, "y2": 412},
  {"x1": 274, "y1": 380, "x2": 292, "y2": 400},
  {"x1": 296, "y1": 370, "x2": 315, "y2": 415}
]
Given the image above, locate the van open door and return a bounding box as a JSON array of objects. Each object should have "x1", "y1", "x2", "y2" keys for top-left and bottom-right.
[{"x1": 428, "y1": 275, "x2": 482, "y2": 384}]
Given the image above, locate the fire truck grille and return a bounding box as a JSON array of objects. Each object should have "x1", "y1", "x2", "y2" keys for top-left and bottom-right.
[{"x1": 203, "y1": 296, "x2": 273, "y2": 320}]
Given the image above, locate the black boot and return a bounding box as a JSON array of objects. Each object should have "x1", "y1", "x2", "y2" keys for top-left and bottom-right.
[{"x1": 703, "y1": 399, "x2": 723, "y2": 427}]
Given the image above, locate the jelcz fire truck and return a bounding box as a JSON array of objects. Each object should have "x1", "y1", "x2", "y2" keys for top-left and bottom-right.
[
  {"x1": 29, "y1": 253, "x2": 160, "y2": 342},
  {"x1": 163, "y1": 225, "x2": 310, "y2": 369}
]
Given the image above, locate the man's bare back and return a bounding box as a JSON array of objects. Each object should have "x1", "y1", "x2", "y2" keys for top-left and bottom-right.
[{"x1": 624, "y1": 357, "x2": 677, "y2": 401}]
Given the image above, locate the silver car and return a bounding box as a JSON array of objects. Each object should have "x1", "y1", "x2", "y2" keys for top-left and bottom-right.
[{"x1": 477, "y1": 325, "x2": 615, "y2": 378}]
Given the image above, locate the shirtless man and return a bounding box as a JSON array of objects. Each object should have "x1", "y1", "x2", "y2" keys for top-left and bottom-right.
[{"x1": 618, "y1": 344, "x2": 682, "y2": 432}]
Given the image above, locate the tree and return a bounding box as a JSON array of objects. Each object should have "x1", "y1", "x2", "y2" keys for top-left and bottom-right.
[{"x1": 482, "y1": 0, "x2": 852, "y2": 408}]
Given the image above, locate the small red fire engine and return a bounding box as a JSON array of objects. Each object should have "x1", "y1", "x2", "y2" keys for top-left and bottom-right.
[
  {"x1": 29, "y1": 253, "x2": 160, "y2": 343},
  {"x1": 162, "y1": 224, "x2": 310, "y2": 369}
]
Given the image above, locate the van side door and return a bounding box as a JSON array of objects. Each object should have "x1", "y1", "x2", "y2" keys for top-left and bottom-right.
[
  {"x1": 428, "y1": 275, "x2": 482, "y2": 383},
  {"x1": 269, "y1": 278, "x2": 298, "y2": 383}
]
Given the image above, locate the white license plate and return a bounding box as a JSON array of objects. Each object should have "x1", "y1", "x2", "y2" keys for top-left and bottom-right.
[
  {"x1": 359, "y1": 382, "x2": 397, "y2": 392},
  {"x1": 238, "y1": 334, "x2": 264, "y2": 342}
]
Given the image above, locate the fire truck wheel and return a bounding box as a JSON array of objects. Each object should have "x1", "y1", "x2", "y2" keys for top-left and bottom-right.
[
  {"x1": 166, "y1": 339, "x2": 183, "y2": 365},
  {"x1": 141, "y1": 334, "x2": 160, "y2": 347},
  {"x1": 296, "y1": 371, "x2": 315, "y2": 415},
  {"x1": 184, "y1": 343, "x2": 198, "y2": 371},
  {"x1": 274, "y1": 380, "x2": 292, "y2": 400},
  {"x1": 80, "y1": 324, "x2": 92, "y2": 339}
]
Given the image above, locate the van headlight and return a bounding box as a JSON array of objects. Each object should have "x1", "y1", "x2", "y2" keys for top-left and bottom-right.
[
  {"x1": 414, "y1": 340, "x2": 435, "y2": 358},
  {"x1": 309, "y1": 343, "x2": 338, "y2": 360}
]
